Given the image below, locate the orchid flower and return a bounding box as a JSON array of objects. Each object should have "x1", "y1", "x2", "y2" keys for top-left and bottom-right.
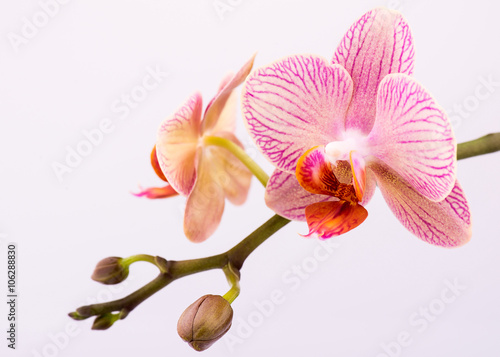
[
  {"x1": 137, "y1": 55, "x2": 255, "y2": 243},
  {"x1": 242, "y1": 8, "x2": 471, "y2": 247}
]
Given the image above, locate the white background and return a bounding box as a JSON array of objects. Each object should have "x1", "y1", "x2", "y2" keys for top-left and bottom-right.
[{"x1": 1, "y1": 0, "x2": 500, "y2": 356}]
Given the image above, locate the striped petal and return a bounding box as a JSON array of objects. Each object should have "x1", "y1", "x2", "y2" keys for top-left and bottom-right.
[
  {"x1": 184, "y1": 150, "x2": 225, "y2": 243},
  {"x1": 296, "y1": 146, "x2": 357, "y2": 202},
  {"x1": 303, "y1": 201, "x2": 368, "y2": 239},
  {"x1": 367, "y1": 74, "x2": 456, "y2": 202},
  {"x1": 333, "y1": 7, "x2": 414, "y2": 134},
  {"x1": 265, "y1": 169, "x2": 336, "y2": 221},
  {"x1": 202, "y1": 54, "x2": 256, "y2": 133},
  {"x1": 157, "y1": 92, "x2": 202, "y2": 196},
  {"x1": 243, "y1": 55, "x2": 353, "y2": 173},
  {"x1": 371, "y1": 163, "x2": 471, "y2": 247}
]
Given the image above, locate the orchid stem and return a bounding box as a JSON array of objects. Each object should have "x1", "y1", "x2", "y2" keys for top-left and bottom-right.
[
  {"x1": 70, "y1": 132, "x2": 500, "y2": 327},
  {"x1": 70, "y1": 214, "x2": 289, "y2": 322},
  {"x1": 457, "y1": 133, "x2": 500, "y2": 160},
  {"x1": 204, "y1": 135, "x2": 269, "y2": 187}
]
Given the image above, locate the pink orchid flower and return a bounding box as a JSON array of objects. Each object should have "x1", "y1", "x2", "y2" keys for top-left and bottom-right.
[
  {"x1": 242, "y1": 8, "x2": 471, "y2": 247},
  {"x1": 137, "y1": 55, "x2": 255, "y2": 243}
]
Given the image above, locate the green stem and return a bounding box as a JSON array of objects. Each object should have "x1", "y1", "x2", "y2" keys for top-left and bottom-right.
[
  {"x1": 457, "y1": 133, "x2": 500, "y2": 160},
  {"x1": 71, "y1": 215, "x2": 289, "y2": 320},
  {"x1": 204, "y1": 135, "x2": 269, "y2": 187}
]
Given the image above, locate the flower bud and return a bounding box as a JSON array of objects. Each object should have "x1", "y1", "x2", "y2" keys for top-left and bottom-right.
[
  {"x1": 91, "y1": 313, "x2": 117, "y2": 330},
  {"x1": 91, "y1": 257, "x2": 129, "y2": 285},
  {"x1": 177, "y1": 295, "x2": 233, "y2": 351}
]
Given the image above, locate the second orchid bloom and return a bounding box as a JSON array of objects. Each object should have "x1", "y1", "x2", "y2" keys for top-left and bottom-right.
[{"x1": 138, "y1": 56, "x2": 256, "y2": 243}]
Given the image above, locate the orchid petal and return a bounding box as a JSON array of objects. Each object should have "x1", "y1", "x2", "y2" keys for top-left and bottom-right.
[
  {"x1": 207, "y1": 132, "x2": 252, "y2": 205},
  {"x1": 156, "y1": 92, "x2": 202, "y2": 196},
  {"x1": 349, "y1": 151, "x2": 366, "y2": 201},
  {"x1": 368, "y1": 74, "x2": 456, "y2": 202},
  {"x1": 360, "y1": 169, "x2": 377, "y2": 206},
  {"x1": 371, "y1": 163, "x2": 471, "y2": 247},
  {"x1": 265, "y1": 169, "x2": 336, "y2": 221},
  {"x1": 333, "y1": 8, "x2": 414, "y2": 134},
  {"x1": 296, "y1": 146, "x2": 357, "y2": 202},
  {"x1": 184, "y1": 150, "x2": 225, "y2": 243},
  {"x1": 202, "y1": 54, "x2": 256, "y2": 133},
  {"x1": 243, "y1": 55, "x2": 353, "y2": 173},
  {"x1": 132, "y1": 185, "x2": 178, "y2": 199},
  {"x1": 303, "y1": 201, "x2": 368, "y2": 239},
  {"x1": 151, "y1": 145, "x2": 167, "y2": 182}
]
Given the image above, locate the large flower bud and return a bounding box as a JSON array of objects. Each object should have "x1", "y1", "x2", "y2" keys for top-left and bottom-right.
[{"x1": 177, "y1": 295, "x2": 233, "y2": 351}]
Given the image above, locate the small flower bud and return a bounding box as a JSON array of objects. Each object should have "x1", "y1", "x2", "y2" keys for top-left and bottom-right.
[
  {"x1": 177, "y1": 295, "x2": 233, "y2": 351},
  {"x1": 91, "y1": 313, "x2": 119, "y2": 330},
  {"x1": 91, "y1": 257, "x2": 129, "y2": 285}
]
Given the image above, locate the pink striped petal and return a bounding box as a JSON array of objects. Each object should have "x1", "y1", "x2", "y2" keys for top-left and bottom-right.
[
  {"x1": 333, "y1": 8, "x2": 414, "y2": 134},
  {"x1": 202, "y1": 54, "x2": 256, "y2": 133},
  {"x1": 184, "y1": 150, "x2": 225, "y2": 243},
  {"x1": 156, "y1": 92, "x2": 202, "y2": 196},
  {"x1": 207, "y1": 132, "x2": 252, "y2": 205},
  {"x1": 303, "y1": 201, "x2": 368, "y2": 239},
  {"x1": 265, "y1": 169, "x2": 336, "y2": 221},
  {"x1": 371, "y1": 163, "x2": 471, "y2": 247},
  {"x1": 367, "y1": 74, "x2": 456, "y2": 202},
  {"x1": 242, "y1": 55, "x2": 353, "y2": 173}
]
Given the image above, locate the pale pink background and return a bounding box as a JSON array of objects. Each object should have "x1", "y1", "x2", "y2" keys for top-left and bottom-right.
[{"x1": 1, "y1": 0, "x2": 499, "y2": 356}]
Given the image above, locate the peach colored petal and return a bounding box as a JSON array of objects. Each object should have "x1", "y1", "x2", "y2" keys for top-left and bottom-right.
[
  {"x1": 207, "y1": 132, "x2": 252, "y2": 205},
  {"x1": 184, "y1": 150, "x2": 225, "y2": 243},
  {"x1": 156, "y1": 92, "x2": 202, "y2": 196},
  {"x1": 202, "y1": 54, "x2": 256, "y2": 133}
]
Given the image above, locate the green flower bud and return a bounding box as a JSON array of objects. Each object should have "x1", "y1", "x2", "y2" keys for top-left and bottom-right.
[
  {"x1": 91, "y1": 257, "x2": 129, "y2": 285},
  {"x1": 177, "y1": 295, "x2": 233, "y2": 351},
  {"x1": 91, "y1": 313, "x2": 119, "y2": 330}
]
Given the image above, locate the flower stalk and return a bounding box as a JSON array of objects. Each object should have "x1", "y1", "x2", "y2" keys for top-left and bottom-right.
[{"x1": 69, "y1": 132, "x2": 500, "y2": 327}]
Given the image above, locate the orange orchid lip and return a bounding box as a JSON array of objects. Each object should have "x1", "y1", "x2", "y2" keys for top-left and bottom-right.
[
  {"x1": 296, "y1": 146, "x2": 358, "y2": 203},
  {"x1": 303, "y1": 200, "x2": 368, "y2": 239}
]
